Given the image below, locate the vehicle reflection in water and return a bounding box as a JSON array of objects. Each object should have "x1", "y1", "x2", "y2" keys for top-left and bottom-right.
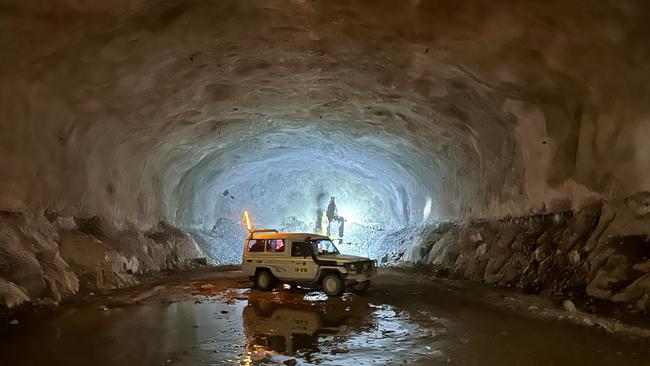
[
  {"x1": 0, "y1": 287, "x2": 446, "y2": 366},
  {"x1": 242, "y1": 293, "x2": 372, "y2": 360},
  {"x1": 244, "y1": 302, "x2": 322, "y2": 356},
  {"x1": 240, "y1": 291, "x2": 445, "y2": 365}
]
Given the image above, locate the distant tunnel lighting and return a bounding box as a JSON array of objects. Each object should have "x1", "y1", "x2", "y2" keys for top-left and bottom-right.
[{"x1": 423, "y1": 197, "x2": 432, "y2": 222}]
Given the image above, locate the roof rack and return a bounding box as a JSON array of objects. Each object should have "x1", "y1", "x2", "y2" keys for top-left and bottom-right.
[
  {"x1": 247, "y1": 228, "x2": 278, "y2": 238},
  {"x1": 249, "y1": 228, "x2": 278, "y2": 233}
]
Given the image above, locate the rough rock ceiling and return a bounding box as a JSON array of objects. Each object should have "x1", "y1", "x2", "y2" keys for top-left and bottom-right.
[{"x1": 1, "y1": 0, "x2": 649, "y2": 231}]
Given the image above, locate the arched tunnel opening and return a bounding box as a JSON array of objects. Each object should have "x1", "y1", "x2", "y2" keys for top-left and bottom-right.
[
  {"x1": 2, "y1": 1, "x2": 650, "y2": 365},
  {"x1": 174, "y1": 117, "x2": 453, "y2": 263}
]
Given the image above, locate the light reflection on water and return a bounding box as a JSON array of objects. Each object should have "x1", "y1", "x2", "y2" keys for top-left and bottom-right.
[
  {"x1": 3, "y1": 282, "x2": 650, "y2": 366},
  {"x1": 159, "y1": 290, "x2": 447, "y2": 365},
  {"x1": 235, "y1": 296, "x2": 447, "y2": 365}
]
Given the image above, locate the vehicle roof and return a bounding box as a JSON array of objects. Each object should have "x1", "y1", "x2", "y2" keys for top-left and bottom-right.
[{"x1": 248, "y1": 232, "x2": 329, "y2": 240}]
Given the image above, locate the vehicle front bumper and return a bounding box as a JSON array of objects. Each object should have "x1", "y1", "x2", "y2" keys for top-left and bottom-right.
[{"x1": 343, "y1": 267, "x2": 376, "y2": 285}]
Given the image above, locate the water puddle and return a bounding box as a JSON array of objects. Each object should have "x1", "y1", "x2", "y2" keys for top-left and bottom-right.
[{"x1": 2, "y1": 273, "x2": 650, "y2": 366}]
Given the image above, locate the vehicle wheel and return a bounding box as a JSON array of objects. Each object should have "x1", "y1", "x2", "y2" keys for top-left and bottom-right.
[
  {"x1": 350, "y1": 281, "x2": 370, "y2": 294},
  {"x1": 322, "y1": 273, "x2": 344, "y2": 296},
  {"x1": 255, "y1": 270, "x2": 276, "y2": 291}
]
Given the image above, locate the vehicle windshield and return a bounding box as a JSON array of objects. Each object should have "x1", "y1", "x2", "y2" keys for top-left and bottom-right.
[{"x1": 311, "y1": 239, "x2": 339, "y2": 255}]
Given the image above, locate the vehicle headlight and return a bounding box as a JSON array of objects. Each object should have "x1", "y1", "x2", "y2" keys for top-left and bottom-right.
[{"x1": 347, "y1": 263, "x2": 357, "y2": 271}]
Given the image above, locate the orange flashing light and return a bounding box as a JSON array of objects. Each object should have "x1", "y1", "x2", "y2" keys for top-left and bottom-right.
[{"x1": 243, "y1": 210, "x2": 253, "y2": 232}]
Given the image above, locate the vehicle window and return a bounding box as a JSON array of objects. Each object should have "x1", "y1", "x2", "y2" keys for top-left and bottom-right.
[
  {"x1": 291, "y1": 242, "x2": 305, "y2": 257},
  {"x1": 311, "y1": 239, "x2": 339, "y2": 255},
  {"x1": 247, "y1": 239, "x2": 265, "y2": 252},
  {"x1": 266, "y1": 239, "x2": 285, "y2": 253}
]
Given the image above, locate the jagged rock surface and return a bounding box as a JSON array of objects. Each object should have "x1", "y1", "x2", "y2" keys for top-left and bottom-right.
[
  {"x1": 407, "y1": 198, "x2": 650, "y2": 311},
  {"x1": 0, "y1": 212, "x2": 202, "y2": 308}
]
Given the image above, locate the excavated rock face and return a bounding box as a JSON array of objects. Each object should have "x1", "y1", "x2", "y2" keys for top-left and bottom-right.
[
  {"x1": 0, "y1": 212, "x2": 79, "y2": 304},
  {"x1": 0, "y1": 1, "x2": 649, "y2": 307},
  {"x1": 0, "y1": 211, "x2": 201, "y2": 307},
  {"x1": 407, "y1": 198, "x2": 650, "y2": 311}
]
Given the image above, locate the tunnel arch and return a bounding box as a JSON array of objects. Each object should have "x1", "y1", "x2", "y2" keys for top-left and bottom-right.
[{"x1": 3, "y1": 2, "x2": 647, "y2": 223}]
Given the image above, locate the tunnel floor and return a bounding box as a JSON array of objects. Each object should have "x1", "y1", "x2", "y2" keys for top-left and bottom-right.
[{"x1": 1, "y1": 269, "x2": 649, "y2": 366}]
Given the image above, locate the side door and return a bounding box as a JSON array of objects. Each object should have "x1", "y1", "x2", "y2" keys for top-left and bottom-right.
[
  {"x1": 262, "y1": 238, "x2": 290, "y2": 279},
  {"x1": 242, "y1": 238, "x2": 266, "y2": 276},
  {"x1": 289, "y1": 241, "x2": 318, "y2": 281}
]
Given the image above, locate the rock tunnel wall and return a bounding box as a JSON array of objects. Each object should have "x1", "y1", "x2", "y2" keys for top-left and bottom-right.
[
  {"x1": 403, "y1": 195, "x2": 650, "y2": 312},
  {"x1": 0, "y1": 211, "x2": 201, "y2": 308},
  {"x1": 1, "y1": 1, "x2": 650, "y2": 308}
]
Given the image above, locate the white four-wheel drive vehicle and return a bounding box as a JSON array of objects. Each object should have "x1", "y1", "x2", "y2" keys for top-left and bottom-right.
[{"x1": 242, "y1": 229, "x2": 376, "y2": 296}]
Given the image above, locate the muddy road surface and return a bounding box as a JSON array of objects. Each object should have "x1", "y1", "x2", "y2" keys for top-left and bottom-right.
[{"x1": 1, "y1": 269, "x2": 649, "y2": 366}]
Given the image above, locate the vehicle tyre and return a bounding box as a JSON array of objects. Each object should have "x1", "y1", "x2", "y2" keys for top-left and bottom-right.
[
  {"x1": 255, "y1": 270, "x2": 276, "y2": 291},
  {"x1": 322, "y1": 273, "x2": 344, "y2": 296},
  {"x1": 350, "y1": 281, "x2": 370, "y2": 294}
]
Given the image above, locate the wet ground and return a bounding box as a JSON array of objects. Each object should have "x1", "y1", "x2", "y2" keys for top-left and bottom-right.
[{"x1": 1, "y1": 269, "x2": 650, "y2": 366}]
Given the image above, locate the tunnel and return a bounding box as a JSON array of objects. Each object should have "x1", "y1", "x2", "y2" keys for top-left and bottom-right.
[{"x1": 1, "y1": 1, "x2": 650, "y2": 364}]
